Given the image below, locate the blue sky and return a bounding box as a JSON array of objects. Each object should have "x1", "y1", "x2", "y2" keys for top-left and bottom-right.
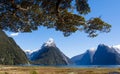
[{"x1": 6, "y1": 0, "x2": 120, "y2": 58}]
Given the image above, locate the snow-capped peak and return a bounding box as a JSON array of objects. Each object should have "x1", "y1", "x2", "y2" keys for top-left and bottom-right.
[
  {"x1": 113, "y1": 45, "x2": 120, "y2": 49},
  {"x1": 89, "y1": 47, "x2": 96, "y2": 52},
  {"x1": 24, "y1": 49, "x2": 39, "y2": 54},
  {"x1": 43, "y1": 38, "x2": 56, "y2": 47},
  {"x1": 111, "y1": 45, "x2": 120, "y2": 54},
  {"x1": 24, "y1": 50, "x2": 33, "y2": 54}
]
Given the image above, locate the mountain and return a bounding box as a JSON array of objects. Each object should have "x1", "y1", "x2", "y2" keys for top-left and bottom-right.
[
  {"x1": 71, "y1": 44, "x2": 120, "y2": 65},
  {"x1": 92, "y1": 44, "x2": 120, "y2": 65},
  {"x1": 25, "y1": 49, "x2": 39, "y2": 60},
  {"x1": 71, "y1": 48, "x2": 95, "y2": 65},
  {"x1": 25, "y1": 38, "x2": 72, "y2": 65},
  {"x1": 0, "y1": 30, "x2": 29, "y2": 65}
]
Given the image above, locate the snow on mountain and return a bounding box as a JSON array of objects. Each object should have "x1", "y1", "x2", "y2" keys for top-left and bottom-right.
[
  {"x1": 24, "y1": 39, "x2": 120, "y2": 65},
  {"x1": 89, "y1": 48, "x2": 96, "y2": 52},
  {"x1": 71, "y1": 48, "x2": 96, "y2": 60},
  {"x1": 88, "y1": 48, "x2": 96, "y2": 56},
  {"x1": 24, "y1": 38, "x2": 56, "y2": 56},
  {"x1": 88, "y1": 48, "x2": 96, "y2": 63},
  {"x1": 24, "y1": 38, "x2": 72, "y2": 65},
  {"x1": 71, "y1": 44, "x2": 120, "y2": 65},
  {"x1": 92, "y1": 44, "x2": 120, "y2": 65},
  {"x1": 24, "y1": 49, "x2": 39, "y2": 55},
  {"x1": 42, "y1": 38, "x2": 56, "y2": 47},
  {"x1": 71, "y1": 48, "x2": 96, "y2": 65},
  {"x1": 24, "y1": 49, "x2": 40, "y2": 59},
  {"x1": 112, "y1": 45, "x2": 120, "y2": 54},
  {"x1": 113, "y1": 45, "x2": 120, "y2": 49},
  {"x1": 25, "y1": 50, "x2": 33, "y2": 55}
]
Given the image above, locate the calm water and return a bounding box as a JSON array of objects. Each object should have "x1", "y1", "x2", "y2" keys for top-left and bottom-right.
[
  {"x1": 61, "y1": 65, "x2": 120, "y2": 68},
  {"x1": 19, "y1": 64, "x2": 120, "y2": 68}
]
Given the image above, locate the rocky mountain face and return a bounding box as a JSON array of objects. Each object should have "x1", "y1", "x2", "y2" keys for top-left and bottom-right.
[
  {"x1": 1, "y1": 30, "x2": 120, "y2": 65},
  {"x1": 71, "y1": 48, "x2": 95, "y2": 65},
  {"x1": 25, "y1": 38, "x2": 72, "y2": 65},
  {"x1": 71, "y1": 44, "x2": 120, "y2": 65},
  {"x1": 93, "y1": 44, "x2": 120, "y2": 65},
  {"x1": 0, "y1": 30, "x2": 29, "y2": 65}
]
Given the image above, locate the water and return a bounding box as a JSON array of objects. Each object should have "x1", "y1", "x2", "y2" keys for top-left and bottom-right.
[
  {"x1": 61, "y1": 65, "x2": 120, "y2": 68},
  {"x1": 19, "y1": 64, "x2": 120, "y2": 68}
]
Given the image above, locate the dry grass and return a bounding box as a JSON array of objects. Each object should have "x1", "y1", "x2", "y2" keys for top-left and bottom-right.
[{"x1": 0, "y1": 65, "x2": 120, "y2": 74}]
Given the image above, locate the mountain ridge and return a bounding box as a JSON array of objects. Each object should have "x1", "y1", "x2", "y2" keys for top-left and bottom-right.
[
  {"x1": 71, "y1": 48, "x2": 96, "y2": 65},
  {"x1": 0, "y1": 30, "x2": 29, "y2": 65},
  {"x1": 71, "y1": 44, "x2": 120, "y2": 65},
  {"x1": 25, "y1": 38, "x2": 72, "y2": 65}
]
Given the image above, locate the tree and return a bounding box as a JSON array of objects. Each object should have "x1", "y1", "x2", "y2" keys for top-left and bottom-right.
[{"x1": 0, "y1": 0, "x2": 111, "y2": 37}]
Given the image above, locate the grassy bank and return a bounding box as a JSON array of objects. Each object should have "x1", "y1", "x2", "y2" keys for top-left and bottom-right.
[{"x1": 0, "y1": 65, "x2": 120, "y2": 74}]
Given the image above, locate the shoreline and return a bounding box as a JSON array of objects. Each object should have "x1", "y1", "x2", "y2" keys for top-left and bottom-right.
[{"x1": 0, "y1": 65, "x2": 120, "y2": 74}]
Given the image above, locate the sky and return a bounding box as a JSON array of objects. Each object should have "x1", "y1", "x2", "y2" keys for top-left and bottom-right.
[{"x1": 6, "y1": 0, "x2": 120, "y2": 58}]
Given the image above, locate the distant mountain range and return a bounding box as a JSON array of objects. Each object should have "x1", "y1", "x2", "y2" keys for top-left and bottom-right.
[
  {"x1": 25, "y1": 38, "x2": 72, "y2": 65},
  {"x1": 1, "y1": 30, "x2": 120, "y2": 65},
  {"x1": 71, "y1": 44, "x2": 120, "y2": 65},
  {"x1": 25, "y1": 38, "x2": 120, "y2": 65},
  {"x1": 0, "y1": 30, "x2": 29, "y2": 65}
]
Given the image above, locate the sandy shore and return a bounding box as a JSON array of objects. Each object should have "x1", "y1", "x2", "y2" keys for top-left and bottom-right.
[{"x1": 0, "y1": 65, "x2": 120, "y2": 74}]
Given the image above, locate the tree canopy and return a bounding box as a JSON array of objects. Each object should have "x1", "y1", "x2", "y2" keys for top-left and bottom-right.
[{"x1": 0, "y1": 0, "x2": 111, "y2": 37}]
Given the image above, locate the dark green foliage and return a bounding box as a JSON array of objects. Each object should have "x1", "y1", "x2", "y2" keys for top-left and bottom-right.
[
  {"x1": 76, "y1": 0, "x2": 90, "y2": 14},
  {"x1": 0, "y1": 0, "x2": 111, "y2": 37},
  {"x1": 85, "y1": 18, "x2": 111, "y2": 37},
  {"x1": 0, "y1": 30, "x2": 29, "y2": 65}
]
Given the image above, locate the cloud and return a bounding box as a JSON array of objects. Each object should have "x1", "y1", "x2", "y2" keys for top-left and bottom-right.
[{"x1": 10, "y1": 33, "x2": 19, "y2": 37}]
